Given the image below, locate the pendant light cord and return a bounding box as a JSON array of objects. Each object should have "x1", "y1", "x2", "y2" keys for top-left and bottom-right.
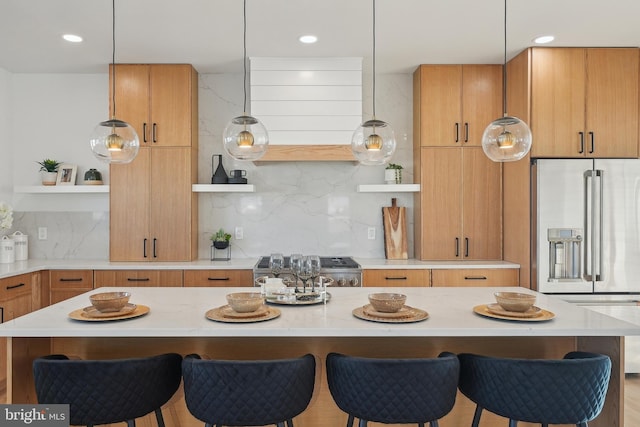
[
  {"x1": 502, "y1": 0, "x2": 507, "y2": 116},
  {"x1": 372, "y1": 0, "x2": 377, "y2": 118},
  {"x1": 111, "y1": 0, "x2": 117, "y2": 119},
  {"x1": 243, "y1": 0, "x2": 248, "y2": 114}
]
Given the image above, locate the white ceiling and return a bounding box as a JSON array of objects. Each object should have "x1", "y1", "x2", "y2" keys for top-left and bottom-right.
[{"x1": 1, "y1": 0, "x2": 640, "y2": 75}]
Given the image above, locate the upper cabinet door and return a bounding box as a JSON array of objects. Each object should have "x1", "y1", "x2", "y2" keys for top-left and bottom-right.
[
  {"x1": 530, "y1": 48, "x2": 586, "y2": 158},
  {"x1": 586, "y1": 48, "x2": 639, "y2": 158},
  {"x1": 416, "y1": 65, "x2": 462, "y2": 146},
  {"x1": 149, "y1": 65, "x2": 194, "y2": 147},
  {"x1": 111, "y1": 64, "x2": 149, "y2": 144},
  {"x1": 461, "y1": 65, "x2": 503, "y2": 147}
]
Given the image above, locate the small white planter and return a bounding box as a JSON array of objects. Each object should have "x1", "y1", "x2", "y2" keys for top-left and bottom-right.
[
  {"x1": 385, "y1": 168, "x2": 402, "y2": 184},
  {"x1": 41, "y1": 171, "x2": 58, "y2": 186}
]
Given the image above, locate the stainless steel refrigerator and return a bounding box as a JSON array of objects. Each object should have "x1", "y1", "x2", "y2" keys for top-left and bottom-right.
[{"x1": 534, "y1": 158, "x2": 640, "y2": 372}]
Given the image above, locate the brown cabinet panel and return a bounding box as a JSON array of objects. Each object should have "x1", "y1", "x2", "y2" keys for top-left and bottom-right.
[
  {"x1": 184, "y1": 270, "x2": 253, "y2": 287},
  {"x1": 363, "y1": 269, "x2": 428, "y2": 287},
  {"x1": 94, "y1": 270, "x2": 183, "y2": 287},
  {"x1": 49, "y1": 270, "x2": 94, "y2": 305},
  {"x1": 431, "y1": 268, "x2": 519, "y2": 287}
]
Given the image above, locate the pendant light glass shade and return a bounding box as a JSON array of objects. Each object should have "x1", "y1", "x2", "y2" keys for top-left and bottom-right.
[
  {"x1": 90, "y1": 0, "x2": 139, "y2": 164},
  {"x1": 481, "y1": 0, "x2": 532, "y2": 162},
  {"x1": 89, "y1": 119, "x2": 139, "y2": 164},
  {"x1": 482, "y1": 116, "x2": 532, "y2": 162},
  {"x1": 223, "y1": 0, "x2": 268, "y2": 161},
  {"x1": 352, "y1": 0, "x2": 396, "y2": 166},
  {"x1": 223, "y1": 114, "x2": 269, "y2": 161},
  {"x1": 351, "y1": 119, "x2": 396, "y2": 165}
]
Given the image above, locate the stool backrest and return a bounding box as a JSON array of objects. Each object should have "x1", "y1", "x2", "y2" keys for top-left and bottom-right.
[
  {"x1": 326, "y1": 352, "x2": 460, "y2": 424},
  {"x1": 458, "y1": 351, "x2": 611, "y2": 424},
  {"x1": 182, "y1": 353, "x2": 316, "y2": 426},
  {"x1": 33, "y1": 353, "x2": 182, "y2": 426}
]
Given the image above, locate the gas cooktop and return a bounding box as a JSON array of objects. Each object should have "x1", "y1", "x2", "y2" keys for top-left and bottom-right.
[{"x1": 255, "y1": 256, "x2": 360, "y2": 270}]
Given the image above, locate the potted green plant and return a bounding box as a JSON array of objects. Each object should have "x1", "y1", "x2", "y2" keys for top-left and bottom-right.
[
  {"x1": 37, "y1": 159, "x2": 61, "y2": 186},
  {"x1": 211, "y1": 228, "x2": 232, "y2": 249},
  {"x1": 385, "y1": 163, "x2": 403, "y2": 184}
]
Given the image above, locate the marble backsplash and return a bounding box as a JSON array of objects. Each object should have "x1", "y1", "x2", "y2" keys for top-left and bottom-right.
[{"x1": 6, "y1": 72, "x2": 415, "y2": 260}]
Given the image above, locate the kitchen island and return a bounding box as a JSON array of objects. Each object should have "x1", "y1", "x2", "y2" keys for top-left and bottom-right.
[{"x1": 1, "y1": 287, "x2": 636, "y2": 427}]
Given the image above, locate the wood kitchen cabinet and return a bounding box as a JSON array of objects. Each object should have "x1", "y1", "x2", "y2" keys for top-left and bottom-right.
[
  {"x1": 415, "y1": 147, "x2": 502, "y2": 260},
  {"x1": 363, "y1": 269, "x2": 428, "y2": 287},
  {"x1": 431, "y1": 268, "x2": 519, "y2": 287},
  {"x1": 94, "y1": 270, "x2": 183, "y2": 287},
  {"x1": 184, "y1": 270, "x2": 254, "y2": 287},
  {"x1": 0, "y1": 273, "x2": 35, "y2": 403},
  {"x1": 49, "y1": 270, "x2": 94, "y2": 305},
  {"x1": 413, "y1": 64, "x2": 502, "y2": 147},
  {"x1": 109, "y1": 64, "x2": 198, "y2": 262},
  {"x1": 529, "y1": 47, "x2": 639, "y2": 158}
]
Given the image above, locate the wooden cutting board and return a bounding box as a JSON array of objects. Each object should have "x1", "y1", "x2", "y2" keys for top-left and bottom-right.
[{"x1": 382, "y1": 198, "x2": 408, "y2": 259}]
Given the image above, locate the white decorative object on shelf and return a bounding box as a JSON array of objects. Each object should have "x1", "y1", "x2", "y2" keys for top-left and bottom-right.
[
  {"x1": 357, "y1": 184, "x2": 420, "y2": 193},
  {"x1": 192, "y1": 184, "x2": 255, "y2": 193},
  {"x1": 14, "y1": 186, "x2": 110, "y2": 194}
]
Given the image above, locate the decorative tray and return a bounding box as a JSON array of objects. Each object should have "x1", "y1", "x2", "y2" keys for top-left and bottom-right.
[
  {"x1": 352, "y1": 304, "x2": 429, "y2": 323},
  {"x1": 206, "y1": 305, "x2": 281, "y2": 323},
  {"x1": 69, "y1": 304, "x2": 150, "y2": 322},
  {"x1": 473, "y1": 304, "x2": 555, "y2": 322},
  {"x1": 265, "y1": 292, "x2": 331, "y2": 305}
]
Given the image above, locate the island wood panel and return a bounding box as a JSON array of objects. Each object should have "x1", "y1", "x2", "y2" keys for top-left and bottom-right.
[
  {"x1": 7, "y1": 335, "x2": 616, "y2": 427},
  {"x1": 183, "y1": 270, "x2": 253, "y2": 287},
  {"x1": 94, "y1": 270, "x2": 183, "y2": 287},
  {"x1": 431, "y1": 268, "x2": 519, "y2": 287},
  {"x1": 363, "y1": 269, "x2": 428, "y2": 287},
  {"x1": 49, "y1": 270, "x2": 94, "y2": 305}
]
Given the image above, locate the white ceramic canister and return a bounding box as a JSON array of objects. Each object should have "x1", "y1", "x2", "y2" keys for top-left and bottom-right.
[
  {"x1": 10, "y1": 231, "x2": 28, "y2": 261},
  {"x1": 0, "y1": 235, "x2": 15, "y2": 264}
]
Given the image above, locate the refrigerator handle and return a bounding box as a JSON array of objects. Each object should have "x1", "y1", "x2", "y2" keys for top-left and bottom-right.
[
  {"x1": 594, "y1": 169, "x2": 604, "y2": 281},
  {"x1": 584, "y1": 170, "x2": 593, "y2": 281}
]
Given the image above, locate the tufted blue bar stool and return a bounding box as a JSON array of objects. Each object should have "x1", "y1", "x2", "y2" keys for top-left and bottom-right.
[
  {"x1": 458, "y1": 351, "x2": 612, "y2": 427},
  {"x1": 326, "y1": 352, "x2": 460, "y2": 427},
  {"x1": 181, "y1": 353, "x2": 316, "y2": 427},
  {"x1": 33, "y1": 353, "x2": 183, "y2": 427}
]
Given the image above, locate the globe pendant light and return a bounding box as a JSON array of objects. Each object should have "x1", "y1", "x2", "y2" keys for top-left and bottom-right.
[
  {"x1": 223, "y1": 0, "x2": 268, "y2": 161},
  {"x1": 481, "y1": 0, "x2": 532, "y2": 162},
  {"x1": 351, "y1": 0, "x2": 396, "y2": 166},
  {"x1": 89, "y1": 0, "x2": 139, "y2": 164}
]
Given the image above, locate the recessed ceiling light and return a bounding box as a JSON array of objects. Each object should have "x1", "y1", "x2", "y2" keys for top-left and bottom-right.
[
  {"x1": 299, "y1": 35, "x2": 318, "y2": 44},
  {"x1": 62, "y1": 34, "x2": 83, "y2": 43},
  {"x1": 533, "y1": 35, "x2": 554, "y2": 44}
]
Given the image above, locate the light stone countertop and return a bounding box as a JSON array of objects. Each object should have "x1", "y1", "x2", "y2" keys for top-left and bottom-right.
[
  {"x1": 0, "y1": 258, "x2": 519, "y2": 279},
  {"x1": 0, "y1": 286, "x2": 635, "y2": 338}
]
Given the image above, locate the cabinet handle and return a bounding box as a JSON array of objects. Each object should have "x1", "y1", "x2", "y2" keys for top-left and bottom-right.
[
  {"x1": 143, "y1": 123, "x2": 148, "y2": 143},
  {"x1": 385, "y1": 276, "x2": 408, "y2": 281},
  {"x1": 143, "y1": 238, "x2": 148, "y2": 258},
  {"x1": 0, "y1": 307, "x2": 3, "y2": 324},
  {"x1": 464, "y1": 122, "x2": 469, "y2": 143},
  {"x1": 208, "y1": 277, "x2": 230, "y2": 281},
  {"x1": 152, "y1": 123, "x2": 157, "y2": 143},
  {"x1": 454, "y1": 123, "x2": 459, "y2": 143},
  {"x1": 464, "y1": 238, "x2": 469, "y2": 257},
  {"x1": 6, "y1": 283, "x2": 25, "y2": 290},
  {"x1": 153, "y1": 238, "x2": 157, "y2": 258},
  {"x1": 455, "y1": 238, "x2": 460, "y2": 257},
  {"x1": 464, "y1": 276, "x2": 487, "y2": 280},
  {"x1": 59, "y1": 278, "x2": 83, "y2": 283},
  {"x1": 127, "y1": 278, "x2": 150, "y2": 282},
  {"x1": 578, "y1": 132, "x2": 584, "y2": 153},
  {"x1": 588, "y1": 131, "x2": 595, "y2": 154}
]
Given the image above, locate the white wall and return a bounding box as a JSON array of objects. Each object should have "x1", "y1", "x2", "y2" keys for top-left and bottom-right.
[
  {"x1": 0, "y1": 68, "x2": 13, "y2": 202},
  {"x1": 4, "y1": 69, "x2": 415, "y2": 260}
]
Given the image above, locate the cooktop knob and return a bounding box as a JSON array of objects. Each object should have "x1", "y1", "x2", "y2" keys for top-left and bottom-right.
[{"x1": 337, "y1": 278, "x2": 347, "y2": 287}]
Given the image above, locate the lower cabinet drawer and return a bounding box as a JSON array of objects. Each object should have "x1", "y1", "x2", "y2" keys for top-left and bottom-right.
[
  {"x1": 431, "y1": 268, "x2": 519, "y2": 287},
  {"x1": 363, "y1": 269, "x2": 428, "y2": 287},
  {"x1": 49, "y1": 270, "x2": 94, "y2": 305},
  {"x1": 94, "y1": 270, "x2": 183, "y2": 287},
  {"x1": 184, "y1": 270, "x2": 253, "y2": 287}
]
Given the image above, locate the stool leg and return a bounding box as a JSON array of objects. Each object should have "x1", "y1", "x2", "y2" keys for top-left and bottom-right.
[
  {"x1": 286, "y1": 420, "x2": 294, "y2": 427},
  {"x1": 471, "y1": 405, "x2": 483, "y2": 427},
  {"x1": 508, "y1": 420, "x2": 518, "y2": 427},
  {"x1": 346, "y1": 414, "x2": 355, "y2": 427},
  {"x1": 126, "y1": 420, "x2": 135, "y2": 427},
  {"x1": 154, "y1": 408, "x2": 166, "y2": 427},
  {"x1": 358, "y1": 419, "x2": 368, "y2": 427},
  {"x1": 429, "y1": 421, "x2": 439, "y2": 427}
]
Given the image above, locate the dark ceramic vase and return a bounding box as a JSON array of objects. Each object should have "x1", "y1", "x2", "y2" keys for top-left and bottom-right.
[{"x1": 213, "y1": 241, "x2": 229, "y2": 249}]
